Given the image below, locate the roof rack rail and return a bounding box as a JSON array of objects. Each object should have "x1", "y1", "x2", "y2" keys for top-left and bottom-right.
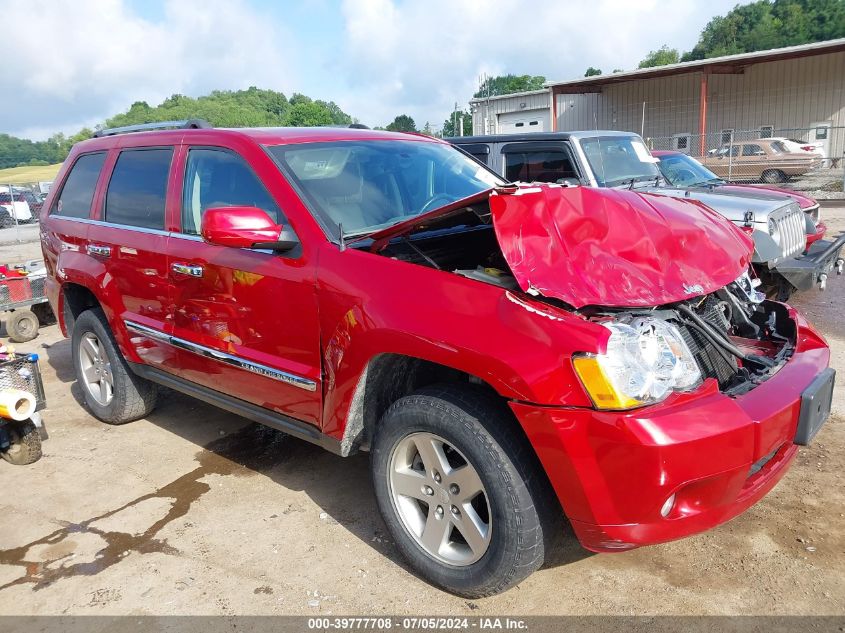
[{"x1": 93, "y1": 119, "x2": 212, "y2": 138}]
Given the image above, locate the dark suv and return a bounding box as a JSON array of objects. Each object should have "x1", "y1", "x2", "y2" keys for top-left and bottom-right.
[{"x1": 41, "y1": 120, "x2": 834, "y2": 597}]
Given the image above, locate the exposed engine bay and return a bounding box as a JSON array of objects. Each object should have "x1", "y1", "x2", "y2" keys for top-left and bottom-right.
[{"x1": 581, "y1": 273, "x2": 796, "y2": 397}]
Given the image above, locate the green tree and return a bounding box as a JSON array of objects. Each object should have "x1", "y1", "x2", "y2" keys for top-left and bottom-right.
[
  {"x1": 638, "y1": 45, "x2": 681, "y2": 68},
  {"x1": 385, "y1": 114, "x2": 418, "y2": 133},
  {"x1": 421, "y1": 121, "x2": 433, "y2": 136},
  {"x1": 584, "y1": 67, "x2": 602, "y2": 77},
  {"x1": 285, "y1": 102, "x2": 334, "y2": 127},
  {"x1": 473, "y1": 74, "x2": 546, "y2": 98},
  {"x1": 682, "y1": 0, "x2": 845, "y2": 61},
  {"x1": 441, "y1": 111, "x2": 472, "y2": 137}
]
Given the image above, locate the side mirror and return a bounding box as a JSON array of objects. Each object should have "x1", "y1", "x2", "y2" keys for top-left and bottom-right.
[{"x1": 201, "y1": 206, "x2": 298, "y2": 253}]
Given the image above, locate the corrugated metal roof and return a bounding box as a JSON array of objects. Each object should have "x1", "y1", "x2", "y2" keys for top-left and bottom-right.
[
  {"x1": 468, "y1": 88, "x2": 549, "y2": 104},
  {"x1": 546, "y1": 38, "x2": 845, "y2": 89}
]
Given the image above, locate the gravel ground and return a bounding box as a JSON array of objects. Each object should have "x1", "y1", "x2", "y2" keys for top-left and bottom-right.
[{"x1": 0, "y1": 210, "x2": 843, "y2": 616}]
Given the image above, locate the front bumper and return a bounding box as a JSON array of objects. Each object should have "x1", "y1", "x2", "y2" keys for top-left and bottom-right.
[
  {"x1": 773, "y1": 232, "x2": 845, "y2": 291},
  {"x1": 511, "y1": 310, "x2": 831, "y2": 552}
]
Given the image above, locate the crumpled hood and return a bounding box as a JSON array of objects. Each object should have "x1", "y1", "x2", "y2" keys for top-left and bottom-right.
[{"x1": 490, "y1": 185, "x2": 754, "y2": 308}]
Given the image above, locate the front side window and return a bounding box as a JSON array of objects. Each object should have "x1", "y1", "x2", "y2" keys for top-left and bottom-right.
[
  {"x1": 268, "y1": 140, "x2": 504, "y2": 236},
  {"x1": 52, "y1": 152, "x2": 107, "y2": 218},
  {"x1": 505, "y1": 151, "x2": 577, "y2": 183},
  {"x1": 182, "y1": 149, "x2": 281, "y2": 235},
  {"x1": 578, "y1": 136, "x2": 660, "y2": 187},
  {"x1": 105, "y1": 148, "x2": 173, "y2": 229}
]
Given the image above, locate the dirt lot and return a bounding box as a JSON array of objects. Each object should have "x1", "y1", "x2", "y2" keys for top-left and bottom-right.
[{"x1": 0, "y1": 209, "x2": 843, "y2": 617}]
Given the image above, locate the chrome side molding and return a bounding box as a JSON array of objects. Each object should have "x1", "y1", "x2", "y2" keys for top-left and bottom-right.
[{"x1": 124, "y1": 320, "x2": 317, "y2": 392}]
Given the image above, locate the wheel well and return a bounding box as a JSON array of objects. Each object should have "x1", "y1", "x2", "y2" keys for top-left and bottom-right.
[
  {"x1": 62, "y1": 283, "x2": 101, "y2": 332},
  {"x1": 341, "y1": 354, "x2": 498, "y2": 456}
]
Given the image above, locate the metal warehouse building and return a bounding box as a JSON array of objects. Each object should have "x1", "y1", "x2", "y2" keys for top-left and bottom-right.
[{"x1": 471, "y1": 39, "x2": 845, "y2": 161}]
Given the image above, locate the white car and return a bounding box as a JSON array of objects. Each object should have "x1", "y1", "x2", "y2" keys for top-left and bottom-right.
[
  {"x1": 0, "y1": 187, "x2": 36, "y2": 225},
  {"x1": 768, "y1": 137, "x2": 825, "y2": 157}
]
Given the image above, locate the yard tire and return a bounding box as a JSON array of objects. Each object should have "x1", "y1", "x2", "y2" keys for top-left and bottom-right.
[
  {"x1": 72, "y1": 308, "x2": 158, "y2": 424},
  {"x1": 371, "y1": 384, "x2": 552, "y2": 597},
  {"x1": 1, "y1": 419, "x2": 42, "y2": 465},
  {"x1": 7, "y1": 309, "x2": 39, "y2": 343},
  {"x1": 762, "y1": 169, "x2": 787, "y2": 184}
]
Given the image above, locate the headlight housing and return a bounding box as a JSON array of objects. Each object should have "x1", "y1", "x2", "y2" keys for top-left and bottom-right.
[{"x1": 573, "y1": 317, "x2": 702, "y2": 410}]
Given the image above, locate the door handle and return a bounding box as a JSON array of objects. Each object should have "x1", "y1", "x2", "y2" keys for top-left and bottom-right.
[
  {"x1": 171, "y1": 262, "x2": 204, "y2": 278},
  {"x1": 88, "y1": 244, "x2": 111, "y2": 257}
]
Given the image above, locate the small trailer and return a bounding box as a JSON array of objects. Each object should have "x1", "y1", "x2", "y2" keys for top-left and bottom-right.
[{"x1": 0, "y1": 261, "x2": 55, "y2": 342}]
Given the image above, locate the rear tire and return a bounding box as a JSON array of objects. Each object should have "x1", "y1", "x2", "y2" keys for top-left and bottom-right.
[
  {"x1": 7, "y1": 309, "x2": 39, "y2": 343},
  {"x1": 1, "y1": 419, "x2": 42, "y2": 465},
  {"x1": 72, "y1": 308, "x2": 158, "y2": 424},
  {"x1": 762, "y1": 169, "x2": 786, "y2": 184},
  {"x1": 371, "y1": 384, "x2": 552, "y2": 597}
]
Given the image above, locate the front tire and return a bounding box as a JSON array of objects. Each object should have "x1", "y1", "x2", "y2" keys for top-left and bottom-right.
[
  {"x1": 72, "y1": 308, "x2": 158, "y2": 424},
  {"x1": 371, "y1": 385, "x2": 550, "y2": 597}
]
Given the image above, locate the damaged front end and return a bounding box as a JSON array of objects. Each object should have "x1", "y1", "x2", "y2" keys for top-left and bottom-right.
[
  {"x1": 573, "y1": 272, "x2": 796, "y2": 411},
  {"x1": 360, "y1": 183, "x2": 801, "y2": 406}
]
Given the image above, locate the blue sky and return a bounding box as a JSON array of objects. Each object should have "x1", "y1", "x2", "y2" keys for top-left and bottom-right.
[{"x1": 3, "y1": 0, "x2": 743, "y2": 139}]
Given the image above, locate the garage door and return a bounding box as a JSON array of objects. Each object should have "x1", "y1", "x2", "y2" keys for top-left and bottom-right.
[{"x1": 498, "y1": 109, "x2": 549, "y2": 134}]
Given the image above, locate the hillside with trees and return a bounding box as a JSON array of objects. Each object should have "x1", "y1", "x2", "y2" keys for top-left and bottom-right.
[
  {"x1": 638, "y1": 0, "x2": 845, "y2": 68},
  {"x1": 0, "y1": 87, "x2": 353, "y2": 169}
]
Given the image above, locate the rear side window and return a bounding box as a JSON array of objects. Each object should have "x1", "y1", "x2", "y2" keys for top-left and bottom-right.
[
  {"x1": 182, "y1": 148, "x2": 281, "y2": 235},
  {"x1": 52, "y1": 152, "x2": 107, "y2": 218},
  {"x1": 505, "y1": 151, "x2": 577, "y2": 183},
  {"x1": 105, "y1": 148, "x2": 173, "y2": 229}
]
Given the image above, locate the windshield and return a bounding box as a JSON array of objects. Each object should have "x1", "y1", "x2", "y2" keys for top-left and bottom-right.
[
  {"x1": 657, "y1": 154, "x2": 722, "y2": 187},
  {"x1": 578, "y1": 136, "x2": 660, "y2": 187},
  {"x1": 267, "y1": 140, "x2": 505, "y2": 236}
]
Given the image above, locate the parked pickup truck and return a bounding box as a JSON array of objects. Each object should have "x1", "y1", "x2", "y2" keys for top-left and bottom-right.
[
  {"x1": 41, "y1": 121, "x2": 834, "y2": 597},
  {"x1": 450, "y1": 131, "x2": 845, "y2": 300}
]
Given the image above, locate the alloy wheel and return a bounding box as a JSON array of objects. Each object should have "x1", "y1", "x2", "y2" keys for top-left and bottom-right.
[
  {"x1": 388, "y1": 432, "x2": 492, "y2": 566},
  {"x1": 78, "y1": 331, "x2": 114, "y2": 406}
]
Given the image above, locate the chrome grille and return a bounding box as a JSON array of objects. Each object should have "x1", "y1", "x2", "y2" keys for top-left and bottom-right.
[{"x1": 770, "y1": 204, "x2": 805, "y2": 259}]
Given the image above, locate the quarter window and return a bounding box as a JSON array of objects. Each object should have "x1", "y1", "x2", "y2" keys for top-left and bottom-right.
[
  {"x1": 105, "y1": 149, "x2": 173, "y2": 229},
  {"x1": 505, "y1": 151, "x2": 578, "y2": 184},
  {"x1": 182, "y1": 149, "x2": 281, "y2": 235},
  {"x1": 52, "y1": 152, "x2": 107, "y2": 218}
]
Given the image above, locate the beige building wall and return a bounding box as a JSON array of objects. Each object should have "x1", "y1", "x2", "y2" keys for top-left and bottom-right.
[{"x1": 470, "y1": 91, "x2": 551, "y2": 135}]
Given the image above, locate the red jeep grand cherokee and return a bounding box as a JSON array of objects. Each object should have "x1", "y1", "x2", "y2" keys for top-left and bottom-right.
[{"x1": 40, "y1": 120, "x2": 835, "y2": 597}]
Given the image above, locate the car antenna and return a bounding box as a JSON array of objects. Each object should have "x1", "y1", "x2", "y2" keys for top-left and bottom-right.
[{"x1": 338, "y1": 223, "x2": 346, "y2": 252}]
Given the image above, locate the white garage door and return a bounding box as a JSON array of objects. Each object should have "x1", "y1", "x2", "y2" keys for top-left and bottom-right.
[{"x1": 498, "y1": 109, "x2": 549, "y2": 134}]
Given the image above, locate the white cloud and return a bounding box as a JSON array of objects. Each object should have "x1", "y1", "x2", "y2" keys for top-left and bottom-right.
[
  {"x1": 1, "y1": 0, "x2": 299, "y2": 138},
  {"x1": 335, "y1": 0, "x2": 741, "y2": 129}
]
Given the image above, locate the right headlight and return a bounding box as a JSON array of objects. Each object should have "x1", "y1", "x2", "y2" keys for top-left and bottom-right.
[{"x1": 573, "y1": 317, "x2": 702, "y2": 410}]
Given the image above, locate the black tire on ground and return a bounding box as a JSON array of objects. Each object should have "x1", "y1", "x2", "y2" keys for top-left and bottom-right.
[
  {"x1": 1, "y1": 419, "x2": 42, "y2": 465},
  {"x1": 71, "y1": 307, "x2": 158, "y2": 424},
  {"x1": 32, "y1": 302, "x2": 57, "y2": 326},
  {"x1": 0, "y1": 215, "x2": 13, "y2": 229},
  {"x1": 7, "y1": 309, "x2": 39, "y2": 343},
  {"x1": 371, "y1": 384, "x2": 555, "y2": 598},
  {"x1": 761, "y1": 169, "x2": 787, "y2": 184}
]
